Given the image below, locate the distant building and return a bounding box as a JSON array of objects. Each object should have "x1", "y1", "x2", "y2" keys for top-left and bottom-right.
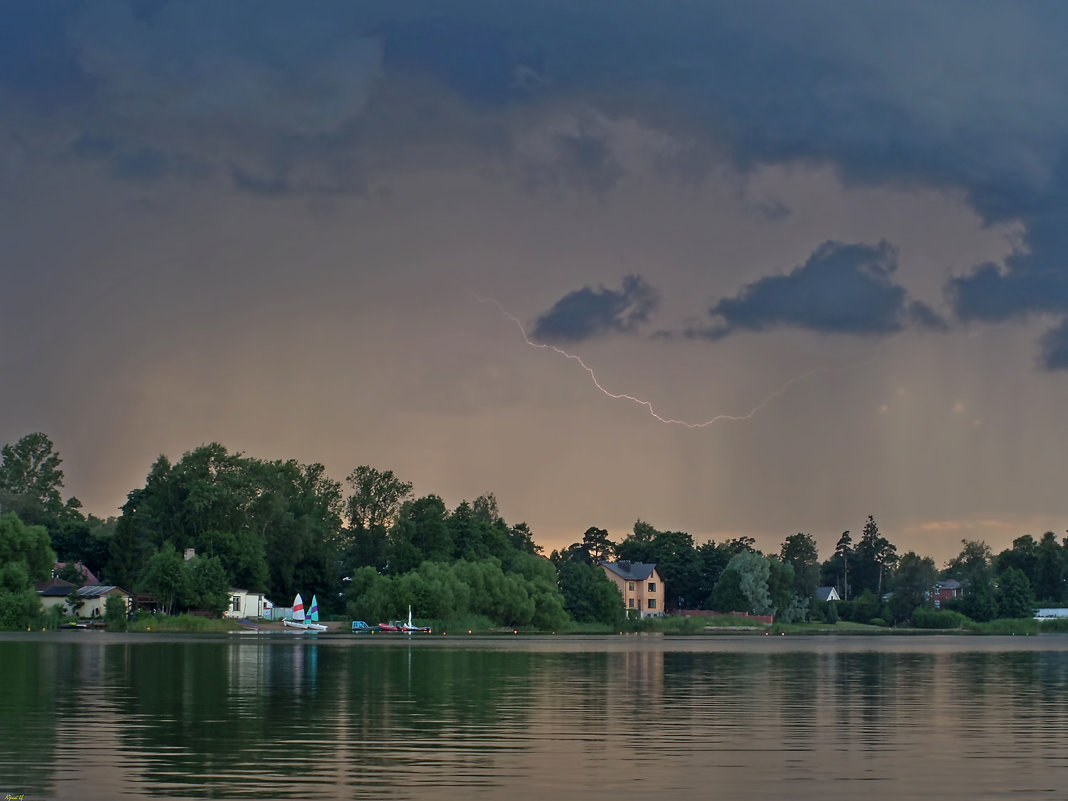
[
  {"x1": 224, "y1": 589, "x2": 268, "y2": 619},
  {"x1": 75, "y1": 585, "x2": 131, "y2": 618},
  {"x1": 815, "y1": 586, "x2": 841, "y2": 602},
  {"x1": 600, "y1": 561, "x2": 665, "y2": 618},
  {"x1": 37, "y1": 577, "x2": 78, "y2": 611},
  {"x1": 52, "y1": 561, "x2": 100, "y2": 585},
  {"x1": 931, "y1": 579, "x2": 962, "y2": 609}
]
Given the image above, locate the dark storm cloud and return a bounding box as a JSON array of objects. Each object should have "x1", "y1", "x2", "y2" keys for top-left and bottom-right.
[
  {"x1": 6, "y1": 2, "x2": 1068, "y2": 364},
  {"x1": 530, "y1": 275, "x2": 659, "y2": 342},
  {"x1": 693, "y1": 241, "x2": 944, "y2": 340}
]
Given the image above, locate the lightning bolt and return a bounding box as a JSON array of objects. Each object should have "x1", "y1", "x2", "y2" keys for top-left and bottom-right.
[{"x1": 475, "y1": 293, "x2": 879, "y2": 428}]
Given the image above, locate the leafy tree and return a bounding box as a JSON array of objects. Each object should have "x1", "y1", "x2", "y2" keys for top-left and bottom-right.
[
  {"x1": 707, "y1": 568, "x2": 747, "y2": 613},
  {"x1": 105, "y1": 594, "x2": 128, "y2": 631},
  {"x1": 695, "y1": 541, "x2": 732, "y2": 608},
  {"x1": 0, "y1": 511, "x2": 55, "y2": 582},
  {"x1": 995, "y1": 535, "x2": 1038, "y2": 585},
  {"x1": 185, "y1": 555, "x2": 230, "y2": 616},
  {"x1": 854, "y1": 515, "x2": 898, "y2": 596},
  {"x1": 853, "y1": 589, "x2": 882, "y2": 624},
  {"x1": 0, "y1": 512, "x2": 53, "y2": 628},
  {"x1": 724, "y1": 551, "x2": 772, "y2": 615},
  {"x1": 726, "y1": 536, "x2": 758, "y2": 554},
  {"x1": 139, "y1": 543, "x2": 188, "y2": 615},
  {"x1": 1034, "y1": 532, "x2": 1066, "y2": 604},
  {"x1": 888, "y1": 551, "x2": 938, "y2": 624},
  {"x1": 557, "y1": 560, "x2": 623, "y2": 625},
  {"x1": 960, "y1": 579, "x2": 998, "y2": 622},
  {"x1": 344, "y1": 465, "x2": 412, "y2": 533},
  {"x1": 997, "y1": 567, "x2": 1036, "y2": 618},
  {"x1": 780, "y1": 533, "x2": 820, "y2": 600},
  {"x1": 0, "y1": 432, "x2": 66, "y2": 520},
  {"x1": 581, "y1": 526, "x2": 616, "y2": 563}
]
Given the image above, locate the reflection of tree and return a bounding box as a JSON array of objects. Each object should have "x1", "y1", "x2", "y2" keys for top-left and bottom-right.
[{"x1": 1, "y1": 642, "x2": 58, "y2": 794}]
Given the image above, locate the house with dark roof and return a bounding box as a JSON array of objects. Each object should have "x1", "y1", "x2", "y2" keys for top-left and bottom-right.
[
  {"x1": 600, "y1": 561, "x2": 665, "y2": 618},
  {"x1": 932, "y1": 579, "x2": 962, "y2": 609},
  {"x1": 37, "y1": 577, "x2": 78, "y2": 612},
  {"x1": 52, "y1": 561, "x2": 100, "y2": 586},
  {"x1": 815, "y1": 586, "x2": 841, "y2": 602}
]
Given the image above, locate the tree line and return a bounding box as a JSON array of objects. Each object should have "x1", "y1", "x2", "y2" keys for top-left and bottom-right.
[{"x1": 0, "y1": 432, "x2": 1061, "y2": 629}]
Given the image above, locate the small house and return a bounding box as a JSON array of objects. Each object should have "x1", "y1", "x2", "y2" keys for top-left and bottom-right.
[
  {"x1": 36, "y1": 577, "x2": 78, "y2": 611},
  {"x1": 815, "y1": 587, "x2": 841, "y2": 602},
  {"x1": 931, "y1": 579, "x2": 962, "y2": 609},
  {"x1": 76, "y1": 585, "x2": 131, "y2": 618},
  {"x1": 224, "y1": 589, "x2": 268, "y2": 619}
]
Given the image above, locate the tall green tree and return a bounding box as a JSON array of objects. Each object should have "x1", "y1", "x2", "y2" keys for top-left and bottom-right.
[
  {"x1": 1034, "y1": 532, "x2": 1066, "y2": 604},
  {"x1": 0, "y1": 512, "x2": 55, "y2": 629},
  {"x1": 344, "y1": 465, "x2": 412, "y2": 533},
  {"x1": 780, "y1": 533, "x2": 820, "y2": 600},
  {"x1": 0, "y1": 433, "x2": 66, "y2": 520},
  {"x1": 889, "y1": 551, "x2": 938, "y2": 624},
  {"x1": 997, "y1": 567, "x2": 1036, "y2": 618},
  {"x1": 833, "y1": 530, "x2": 853, "y2": 600},
  {"x1": 853, "y1": 515, "x2": 897, "y2": 596}
]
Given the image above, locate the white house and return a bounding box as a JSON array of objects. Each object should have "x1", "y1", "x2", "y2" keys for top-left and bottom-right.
[
  {"x1": 815, "y1": 587, "x2": 841, "y2": 602},
  {"x1": 224, "y1": 589, "x2": 268, "y2": 619}
]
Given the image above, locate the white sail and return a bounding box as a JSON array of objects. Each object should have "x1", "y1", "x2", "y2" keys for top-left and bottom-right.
[{"x1": 291, "y1": 593, "x2": 305, "y2": 622}]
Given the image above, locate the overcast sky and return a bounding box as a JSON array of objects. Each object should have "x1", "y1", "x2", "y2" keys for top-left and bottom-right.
[{"x1": 3, "y1": 1, "x2": 1068, "y2": 564}]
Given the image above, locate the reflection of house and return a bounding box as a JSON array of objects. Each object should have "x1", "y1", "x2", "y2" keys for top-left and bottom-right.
[
  {"x1": 224, "y1": 589, "x2": 268, "y2": 619},
  {"x1": 931, "y1": 579, "x2": 962, "y2": 609},
  {"x1": 75, "y1": 586, "x2": 131, "y2": 618},
  {"x1": 815, "y1": 587, "x2": 841, "y2": 602},
  {"x1": 600, "y1": 561, "x2": 665, "y2": 618}
]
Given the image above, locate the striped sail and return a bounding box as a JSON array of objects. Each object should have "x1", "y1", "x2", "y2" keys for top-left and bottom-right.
[
  {"x1": 291, "y1": 593, "x2": 305, "y2": 622},
  {"x1": 308, "y1": 595, "x2": 319, "y2": 623}
]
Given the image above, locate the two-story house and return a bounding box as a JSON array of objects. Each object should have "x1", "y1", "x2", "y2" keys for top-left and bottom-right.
[{"x1": 600, "y1": 561, "x2": 665, "y2": 618}]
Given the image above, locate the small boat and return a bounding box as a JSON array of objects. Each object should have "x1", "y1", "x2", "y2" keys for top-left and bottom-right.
[
  {"x1": 305, "y1": 595, "x2": 328, "y2": 632},
  {"x1": 377, "y1": 620, "x2": 402, "y2": 632},
  {"x1": 401, "y1": 606, "x2": 431, "y2": 634},
  {"x1": 283, "y1": 593, "x2": 309, "y2": 630},
  {"x1": 60, "y1": 621, "x2": 89, "y2": 630}
]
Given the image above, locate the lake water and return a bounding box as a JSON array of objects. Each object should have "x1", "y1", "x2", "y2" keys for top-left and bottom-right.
[{"x1": 3, "y1": 632, "x2": 1068, "y2": 800}]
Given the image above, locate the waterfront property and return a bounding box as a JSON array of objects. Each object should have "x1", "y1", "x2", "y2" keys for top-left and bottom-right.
[
  {"x1": 74, "y1": 585, "x2": 131, "y2": 618},
  {"x1": 600, "y1": 560, "x2": 665, "y2": 617},
  {"x1": 36, "y1": 580, "x2": 131, "y2": 618},
  {"x1": 224, "y1": 589, "x2": 269, "y2": 619}
]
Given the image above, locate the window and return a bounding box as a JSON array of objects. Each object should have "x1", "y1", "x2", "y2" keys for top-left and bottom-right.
[
  {"x1": 648, "y1": 599, "x2": 657, "y2": 610},
  {"x1": 232, "y1": 595, "x2": 241, "y2": 612},
  {"x1": 628, "y1": 582, "x2": 634, "y2": 591},
  {"x1": 648, "y1": 582, "x2": 656, "y2": 592},
  {"x1": 628, "y1": 599, "x2": 634, "y2": 608}
]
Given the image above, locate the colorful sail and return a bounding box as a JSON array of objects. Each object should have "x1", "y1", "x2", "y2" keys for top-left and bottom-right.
[
  {"x1": 291, "y1": 593, "x2": 305, "y2": 623},
  {"x1": 308, "y1": 595, "x2": 320, "y2": 623}
]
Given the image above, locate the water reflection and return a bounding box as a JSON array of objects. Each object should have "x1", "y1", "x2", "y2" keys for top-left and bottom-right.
[{"x1": 3, "y1": 635, "x2": 1068, "y2": 800}]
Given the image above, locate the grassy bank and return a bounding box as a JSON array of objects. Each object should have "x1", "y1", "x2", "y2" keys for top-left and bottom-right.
[{"x1": 127, "y1": 614, "x2": 243, "y2": 633}]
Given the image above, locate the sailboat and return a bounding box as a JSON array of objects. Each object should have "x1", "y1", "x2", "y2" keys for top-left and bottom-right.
[
  {"x1": 283, "y1": 593, "x2": 308, "y2": 629},
  {"x1": 305, "y1": 595, "x2": 328, "y2": 631},
  {"x1": 400, "y1": 605, "x2": 431, "y2": 634}
]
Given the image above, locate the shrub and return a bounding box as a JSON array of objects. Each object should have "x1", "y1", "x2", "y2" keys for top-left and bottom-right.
[{"x1": 910, "y1": 607, "x2": 968, "y2": 629}]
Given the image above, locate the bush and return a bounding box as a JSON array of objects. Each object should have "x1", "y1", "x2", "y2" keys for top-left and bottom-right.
[
  {"x1": 910, "y1": 607, "x2": 968, "y2": 629},
  {"x1": 105, "y1": 595, "x2": 128, "y2": 632}
]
